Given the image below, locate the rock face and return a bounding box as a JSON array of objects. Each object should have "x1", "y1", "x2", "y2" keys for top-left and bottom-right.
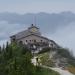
[
  {"x1": 49, "y1": 50, "x2": 68, "y2": 68},
  {"x1": 31, "y1": 47, "x2": 75, "y2": 75}
]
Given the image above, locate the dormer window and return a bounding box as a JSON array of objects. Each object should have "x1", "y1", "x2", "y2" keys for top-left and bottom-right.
[
  {"x1": 28, "y1": 24, "x2": 39, "y2": 33},
  {"x1": 11, "y1": 35, "x2": 16, "y2": 42}
]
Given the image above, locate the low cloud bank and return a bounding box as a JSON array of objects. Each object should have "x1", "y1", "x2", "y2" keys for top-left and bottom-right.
[
  {"x1": 48, "y1": 22, "x2": 75, "y2": 55},
  {"x1": 0, "y1": 21, "x2": 75, "y2": 55},
  {"x1": 0, "y1": 21, "x2": 28, "y2": 46}
]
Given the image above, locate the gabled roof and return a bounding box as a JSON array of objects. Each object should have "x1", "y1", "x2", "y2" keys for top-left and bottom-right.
[
  {"x1": 10, "y1": 24, "x2": 41, "y2": 40},
  {"x1": 16, "y1": 33, "x2": 50, "y2": 41},
  {"x1": 10, "y1": 29, "x2": 41, "y2": 40}
]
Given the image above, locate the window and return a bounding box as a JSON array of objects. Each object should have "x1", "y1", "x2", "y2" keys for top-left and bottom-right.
[
  {"x1": 12, "y1": 38, "x2": 16, "y2": 41},
  {"x1": 26, "y1": 40, "x2": 27, "y2": 42},
  {"x1": 34, "y1": 40, "x2": 36, "y2": 42},
  {"x1": 41, "y1": 40, "x2": 43, "y2": 42},
  {"x1": 19, "y1": 41, "x2": 23, "y2": 44},
  {"x1": 50, "y1": 43, "x2": 53, "y2": 47},
  {"x1": 12, "y1": 35, "x2": 16, "y2": 42},
  {"x1": 30, "y1": 40, "x2": 31, "y2": 42}
]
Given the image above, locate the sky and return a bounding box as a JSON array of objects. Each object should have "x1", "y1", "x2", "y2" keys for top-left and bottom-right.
[
  {"x1": 0, "y1": 0, "x2": 75, "y2": 55},
  {"x1": 0, "y1": 0, "x2": 75, "y2": 14}
]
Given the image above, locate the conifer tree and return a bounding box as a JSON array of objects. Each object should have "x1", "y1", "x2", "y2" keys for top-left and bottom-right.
[{"x1": 0, "y1": 46, "x2": 1, "y2": 54}]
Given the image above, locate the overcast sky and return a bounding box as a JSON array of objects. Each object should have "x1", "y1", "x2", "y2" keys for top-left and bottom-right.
[
  {"x1": 0, "y1": 0, "x2": 75, "y2": 55},
  {"x1": 0, "y1": 0, "x2": 75, "y2": 14}
]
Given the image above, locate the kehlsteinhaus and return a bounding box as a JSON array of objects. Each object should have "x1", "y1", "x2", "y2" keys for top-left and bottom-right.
[{"x1": 10, "y1": 24, "x2": 59, "y2": 52}]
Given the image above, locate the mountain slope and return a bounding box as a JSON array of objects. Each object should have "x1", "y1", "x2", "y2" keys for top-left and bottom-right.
[{"x1": 37, "y1": 47, "x2": 75, "y2": 74}]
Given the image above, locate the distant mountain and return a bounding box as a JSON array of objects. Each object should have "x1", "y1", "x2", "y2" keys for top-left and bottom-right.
[{"x1": 0, "y1": 12, "x2": 75, "y2": 34}]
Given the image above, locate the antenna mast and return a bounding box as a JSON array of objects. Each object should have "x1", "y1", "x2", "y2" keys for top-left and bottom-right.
[
  {"x1": 34, "y1": 15, "x2": 37, "y2": 26},
  {"x1": 34, "y1": 16, "x2": 36, "y2": 26}
]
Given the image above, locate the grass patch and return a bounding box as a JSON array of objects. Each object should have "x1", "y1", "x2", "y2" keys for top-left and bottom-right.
[
  {"x1": 67, "y1": 66, "x2": 75, "y2": 74},
  {"x1": 37, "y1": 52, "x2": 55, "y2": 67}
]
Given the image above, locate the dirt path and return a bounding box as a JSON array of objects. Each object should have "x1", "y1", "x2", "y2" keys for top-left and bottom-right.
[
  {"x1": 31, "y1": 57, "x2": 74, "y2": 75},
  {"x1": 42, "y1": 66, "x2": 74, "y2": 75}
]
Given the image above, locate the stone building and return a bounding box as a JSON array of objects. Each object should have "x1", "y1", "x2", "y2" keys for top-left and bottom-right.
[{"x1": 10, "y1": 24, "x2": 58, "y2": 52}]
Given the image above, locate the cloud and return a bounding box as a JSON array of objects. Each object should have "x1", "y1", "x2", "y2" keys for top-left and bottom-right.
[
  {"x1": 48, "y1": 22, "x2": 75, "y2": 55},
  {"x1": 0, "y1": 21, "x2": 28, "y2": 45},
  {"x1": 0, "y1": 12, "x2": 75, "y2": 55}
]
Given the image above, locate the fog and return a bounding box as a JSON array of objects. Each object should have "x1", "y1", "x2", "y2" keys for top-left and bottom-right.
[
  {"x1": 48, "y1": 22, "x2": 75, "y2": 55},
  {"x1": 0, "y1": 12, "x2": 75, "y2": 55}
]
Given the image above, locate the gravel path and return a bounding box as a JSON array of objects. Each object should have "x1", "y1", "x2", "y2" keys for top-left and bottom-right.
[
  {"x1": 51, "y1": 67, "x2": 74, "y2": 75},
  {"x1": 31, "y1": 57, "x2": 74, "y2": 75}
]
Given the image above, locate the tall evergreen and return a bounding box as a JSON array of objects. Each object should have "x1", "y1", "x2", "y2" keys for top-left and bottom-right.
[
  {"x1": 0, "y1": 42, "x2": 36, "y2": 75},
  {"x1": 0, "y1": 46, "x2": 1, "y2": 54}
]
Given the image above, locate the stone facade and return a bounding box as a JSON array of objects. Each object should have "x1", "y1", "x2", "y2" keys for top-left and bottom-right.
[{"x1": 17, "y1": 34, "x2": 49, "y2": 44}]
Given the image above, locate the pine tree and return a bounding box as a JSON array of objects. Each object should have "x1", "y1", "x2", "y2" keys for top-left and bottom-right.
[
  {"x1": 0, "y1": 46, "x2": 1, "y2": 54},
  {"x1": 6, "y1": 42, "x2": 9, "y2": 53}
]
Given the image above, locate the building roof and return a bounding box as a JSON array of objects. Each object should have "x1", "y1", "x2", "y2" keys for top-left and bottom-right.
[
  {"x1": 16, "y1": 33, "x2": 50, "y2": 41},
  {"x1": 10, "y1": 24, "x2": 41, "y2": 40},
  {"x1": 10, "y1": 29, "x2": 50, "y2": 40}
]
